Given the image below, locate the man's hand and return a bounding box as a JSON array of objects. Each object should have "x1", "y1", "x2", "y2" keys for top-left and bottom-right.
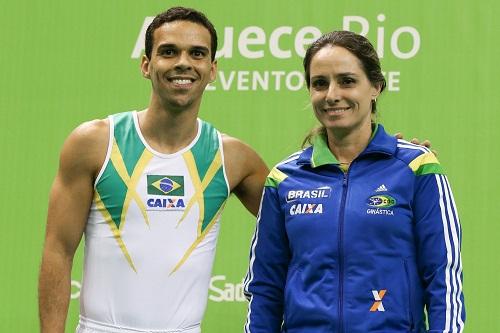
[{"x1": 394, "y1": 132, "x2": 437, "y2": 156}]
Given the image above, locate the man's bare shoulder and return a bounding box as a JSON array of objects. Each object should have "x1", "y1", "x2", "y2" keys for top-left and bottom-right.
[
  {"x1": 221, "y1": 134, "x2": 246, "y2": 150},
  {"x1": 64, "y1": 118, "x2": 108, "y2": 157},
  {"x1": 221, "y1": 134, "x2": 268, "y2": 194},
  {"x1": 221, "y1": 134, "x2": 261, "y2": 166},
  {"x1": 59, "y1": 118, "x2": 110, "y2": 180}
]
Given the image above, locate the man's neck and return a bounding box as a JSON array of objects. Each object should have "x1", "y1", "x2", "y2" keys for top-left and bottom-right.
[{"x1": 137, "y1": 102, "x2": 200, "y2": 154}]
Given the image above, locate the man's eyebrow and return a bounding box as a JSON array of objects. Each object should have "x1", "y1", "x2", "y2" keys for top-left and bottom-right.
[
  {"x1": 156, "y1": 43, "x2": 176, "y2": 50},
  {"x1": 191, "y1": 45, "x2": 210, "y2": 52},
  {"x1": 156, "y1": 44, "x2": 210, "y2": 53}
]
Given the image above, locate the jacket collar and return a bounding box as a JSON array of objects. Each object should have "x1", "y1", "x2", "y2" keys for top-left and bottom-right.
[{"x1": 297, "y1": 124, "x2": 397, "y2": 168}]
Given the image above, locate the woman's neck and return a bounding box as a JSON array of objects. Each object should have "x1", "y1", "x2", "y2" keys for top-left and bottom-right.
[{"x1": 326, "y1": 123, "x2": 374, "y2": 165}]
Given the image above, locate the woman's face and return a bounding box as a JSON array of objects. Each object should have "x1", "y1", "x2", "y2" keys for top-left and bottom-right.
[{"x1": 309, "y1": 45, "x2": 380, "y2": 136}]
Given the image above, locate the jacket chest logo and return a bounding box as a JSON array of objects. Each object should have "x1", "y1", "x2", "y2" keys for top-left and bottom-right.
[
  {"x1": 289, "y1": 203, "x2": 324, "y2": 216},
  {"x1": 286, "y1": 187, "x2": 331, "y2": 216},
  {"x1": 286, "y1": 187, "x2": 331, "y2": 202},
  {"x1": 366, "y1": 184, "x2": 396, "y2": 216}
]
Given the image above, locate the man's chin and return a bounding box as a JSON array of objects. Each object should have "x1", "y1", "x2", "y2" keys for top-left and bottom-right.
[{"x1": 164, "y1": 97, "x2": 195, "y2": 111}]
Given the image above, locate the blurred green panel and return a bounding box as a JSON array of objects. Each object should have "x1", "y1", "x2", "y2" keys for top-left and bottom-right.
[{"x1": 0, "y1": 0, "x2": 498, "y2": 331}]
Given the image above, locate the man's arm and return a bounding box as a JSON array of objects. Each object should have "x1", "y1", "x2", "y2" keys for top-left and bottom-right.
[
  {"x1": 394, "y1": 132, "x2": 437, "y2": 155},
  {"x1": 38, "y1": 120, "x2": 108, "y2": 333},
  {"x1": 222, "y1": 135, "x2": 269, "y2": 216}
]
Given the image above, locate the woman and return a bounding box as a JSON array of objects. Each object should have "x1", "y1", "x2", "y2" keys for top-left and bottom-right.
[{"x1": 244, "y1": 31, "x2": 464, "y2": 333}]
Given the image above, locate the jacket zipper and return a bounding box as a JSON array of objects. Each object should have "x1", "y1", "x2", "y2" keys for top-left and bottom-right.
[{"x1": 338, "y1": 170, "x2": 349, "y2": 333}]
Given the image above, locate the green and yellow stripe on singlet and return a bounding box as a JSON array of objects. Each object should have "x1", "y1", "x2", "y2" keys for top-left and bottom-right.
[{"x1": 171, "y1": 121, "x2": 228, "y2": 274}]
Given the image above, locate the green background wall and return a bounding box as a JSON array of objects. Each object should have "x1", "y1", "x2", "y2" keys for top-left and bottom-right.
[{"x1": 1, "y1": 0, "x2": 498, "y2": 331}]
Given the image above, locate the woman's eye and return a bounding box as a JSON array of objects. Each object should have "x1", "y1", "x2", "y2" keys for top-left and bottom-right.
[
  {"x1": 312, "y1": 79, "x2": 328, "y2": 89},
  {"x1": 341, "y1": 78, "x2": 355, "y2": 85}
]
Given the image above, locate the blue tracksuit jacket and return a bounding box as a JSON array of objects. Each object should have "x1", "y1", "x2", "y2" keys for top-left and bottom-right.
[{"x1": 244, "y1": 125, "x2": 465, "y2": 333}]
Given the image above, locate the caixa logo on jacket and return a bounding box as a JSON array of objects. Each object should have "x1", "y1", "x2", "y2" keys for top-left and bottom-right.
[{"x1": 286, "y1": 187, "x2": 331, "y2": 216}]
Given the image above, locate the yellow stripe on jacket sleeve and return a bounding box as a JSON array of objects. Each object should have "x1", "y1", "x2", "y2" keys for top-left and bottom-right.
[
  {"x1": 408, "y1": 152, "x2": 445, "y2": 176},
  {"x1": 265, "y1": 167, "x2": 288, "y2": 188}
]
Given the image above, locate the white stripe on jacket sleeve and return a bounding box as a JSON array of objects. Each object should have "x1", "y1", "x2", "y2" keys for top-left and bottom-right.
[{"x1": 435, "y1": 174, "x2": 464, "y2": 332}]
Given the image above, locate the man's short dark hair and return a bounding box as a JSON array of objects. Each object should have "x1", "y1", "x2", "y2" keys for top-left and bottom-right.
[{"x1": 145, "y1": 7, "x2": 218, "y2": 62}]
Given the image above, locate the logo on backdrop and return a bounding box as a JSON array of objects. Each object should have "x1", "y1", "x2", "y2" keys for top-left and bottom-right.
[
  {"x1": 209, "y1": 275, "x2": 246, "y2": 302},
  {"x1": 72, "y1": 276, "x2": 246, "y2": 302},
  {"x1": 132, "y1": 14, "x2": 420, "y2": 92},
  {"x1": 71, "y1": 280, "x2": 81, "y2": 299}
]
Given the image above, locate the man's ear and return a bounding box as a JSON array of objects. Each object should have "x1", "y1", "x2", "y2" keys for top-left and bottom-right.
[
  {"x1": 209, "y1": 60, "x2": 217, "y2": 82},
  {"x1": 141, "y1": 55, "x2": 151, "y2": 79}
]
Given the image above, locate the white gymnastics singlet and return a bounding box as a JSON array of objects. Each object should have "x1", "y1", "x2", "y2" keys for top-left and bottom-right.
[{"x1": 77, "y1": 111, "x2": 229, "y2": 333}]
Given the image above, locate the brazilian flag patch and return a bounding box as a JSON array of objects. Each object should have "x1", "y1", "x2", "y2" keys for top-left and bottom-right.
[{"x1": 147, "y1": 175, "x2": 184, "y2": 196}]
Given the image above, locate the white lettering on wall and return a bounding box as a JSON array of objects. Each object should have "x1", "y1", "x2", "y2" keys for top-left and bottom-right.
[
  {"x1": 269, "y1": 26, "x2": 293, "y2": 58},
  {"x1": 207, "y1": 70, "x2": 401, "y2": 92},
  {"x1": 343, "y1": 14, "x2": 420, "y2": 59},
  {"x1": 391, "y1": 27, "x2": 421, "y2": 59},
  {"x1": 295, "y1": 26, "x2": 323, "y2": 58},
  {"x1": 209, "y1": 275, "x2": 246, "y2": 302},
  {"x1": 71, "y1": 280, "x2": 81, "y2": 299},
  {"x1": 343, "y1": 15, "x2": 370, "y2": 36},
  {"x1": 131, "y1": 15, "x2": 420, "y2": 92},
  {"x1": 238, "y1": 26, "x2": 266, "y2": 59},
  {"x1": 131, "y1": 16, "x2": 154, "y2": 59},
  {"x1": 132, "y1": 15, "x2": 421, "y2": 61}
]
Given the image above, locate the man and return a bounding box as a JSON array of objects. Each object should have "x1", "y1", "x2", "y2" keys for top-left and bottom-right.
[{"x1": 39, "y1": 7, "x2": 268, "y2": 333}]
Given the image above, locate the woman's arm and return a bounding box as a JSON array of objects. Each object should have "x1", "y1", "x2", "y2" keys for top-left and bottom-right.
[{"x1": 413, "y1": 161, "x2": 465, "y2": 332}]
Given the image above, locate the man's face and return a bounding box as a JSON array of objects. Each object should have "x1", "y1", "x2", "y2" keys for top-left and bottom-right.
[{"x1": 141, "y1": 20, "x2": 216, "y2": 111}]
